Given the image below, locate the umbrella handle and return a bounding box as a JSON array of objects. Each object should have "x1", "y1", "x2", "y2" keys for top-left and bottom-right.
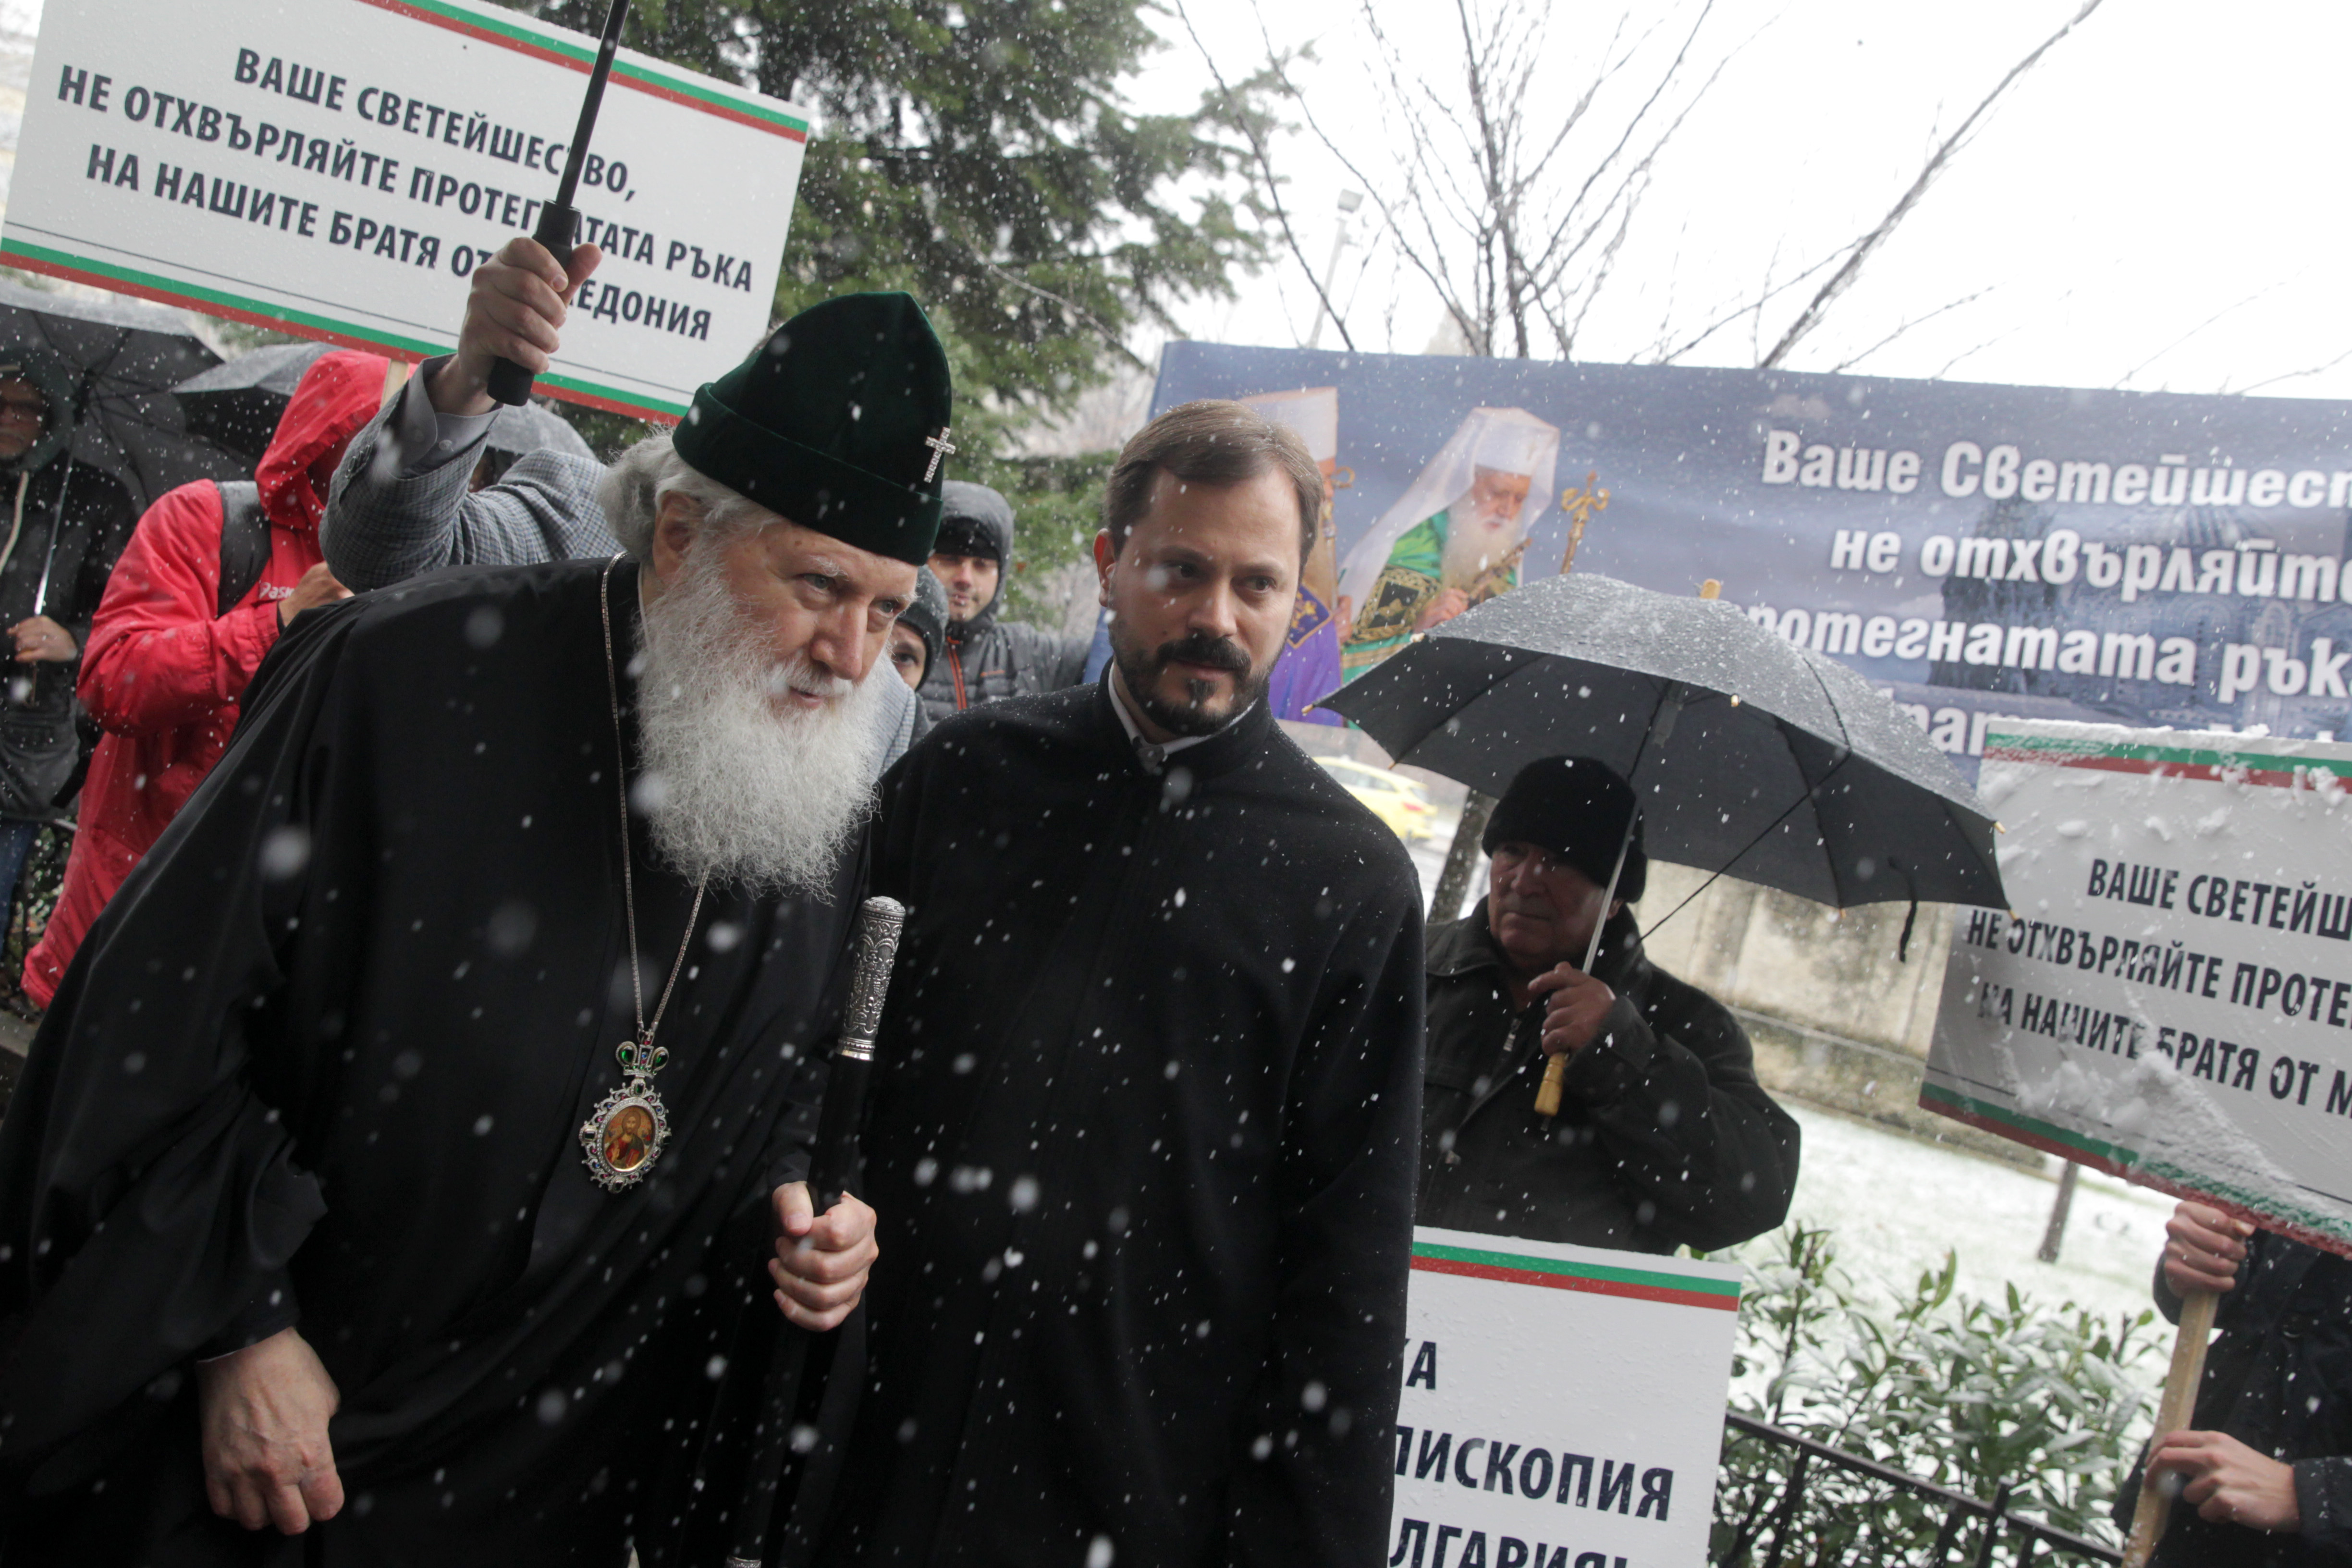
[
  {"x1": 1535, "y1": 811, "x2": 1635, "y2": 1119},
  {"x1": 1533, "y1": 1054, "x2": 1568, "y2": 1117},
  {"x1": 486, "y1": 201, "x2": 579, "y2": 406}
]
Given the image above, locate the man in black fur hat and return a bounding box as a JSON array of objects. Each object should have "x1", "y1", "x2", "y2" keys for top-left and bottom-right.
[{"x1": 1418, "y1": 754, "x2": 1801, "y2": 1253}]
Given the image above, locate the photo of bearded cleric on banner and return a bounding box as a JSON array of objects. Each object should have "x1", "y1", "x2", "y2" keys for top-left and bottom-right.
[{"x1": 1338, "y1": 405, "x2": 1559, "y2": 679}]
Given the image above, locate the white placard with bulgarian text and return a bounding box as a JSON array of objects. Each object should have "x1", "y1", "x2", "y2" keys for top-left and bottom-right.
[
  {"x1": 1390, "y1": 1227, "x2": 1742, "y2": 1568},
  {"x1": 1924, "y1": 719, "x2": 2352, "y2": 1254},
  {"x1": 4, "y1": 0, "x2": 812, "y2": 421}
]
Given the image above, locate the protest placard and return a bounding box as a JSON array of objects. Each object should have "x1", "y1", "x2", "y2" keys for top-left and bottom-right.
[
  {"x1": 1923, "y1": 719, "x2": 2352, "y2": 1254},
  {"x1": 1, "y1": 0, "x2": 812, "y2": 421},
  {"x1": 1390, "y1": 1227, "x2": 1742, "y2": 1568},
  {"x1": 1153, "y1": 342, "x2": 2352, "y2": 756}
]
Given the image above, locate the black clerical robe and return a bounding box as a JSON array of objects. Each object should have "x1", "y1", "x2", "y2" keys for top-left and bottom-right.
[
  {"x1": 0, "y1": 559, "x2": 856, "y2": 1566},
  {"x1": 813, "y1": 683, "x2": 1425, "y2": 1568}
]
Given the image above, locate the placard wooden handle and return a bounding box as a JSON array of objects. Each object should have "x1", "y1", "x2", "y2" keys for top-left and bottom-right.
[
  {"x1": 1533, "y1": 1053, "x2": 1568, "y2": 1118},
  {"x1": 2122, "y1": 1287, "x2": 2220, "y2": 1568}
]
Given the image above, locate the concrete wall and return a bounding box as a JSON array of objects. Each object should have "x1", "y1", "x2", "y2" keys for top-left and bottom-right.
[
  {"x1": 1631, "y1": 863, "x2": 1953, "y2": 1058},
  {"x1": 1617, "y1": 865, "x2": 2044, "y2": 1160}
]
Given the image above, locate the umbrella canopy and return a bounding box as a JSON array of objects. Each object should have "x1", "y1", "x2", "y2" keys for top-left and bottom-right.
[
  {"x1": 1321, "y1": 572, "x2": 2005, "y2": 910},
  {"x1": 172, "y1": 341, "x2": 335, "y2": 463},
  {"x1": 176, "y1": 346, "x2": 595, "y2": 472},
  {"x1": 0, "y1": 277, "x2": 246, "y2": 511},
  {"x1": 482, "y1": 398, "x2": 596, "y2": 466}
]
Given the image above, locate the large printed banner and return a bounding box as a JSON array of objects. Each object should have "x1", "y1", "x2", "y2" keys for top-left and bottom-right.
[
  {"x1": 1923, "y1": 720, "x2": 2352, "y2": 1254},
  {"x1": 1156, "y1": 345, "x2": 2352, "y2": 770},
  {"x1": 1391, "y1": 1228, "x2": 1742, "y2": 1568},
  {"x1": 4, "y1": 0, "x2": 813, "y2": 421}
]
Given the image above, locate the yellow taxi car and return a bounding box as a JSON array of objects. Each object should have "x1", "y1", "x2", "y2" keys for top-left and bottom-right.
[{"x1": 1318, "y1": 757, "x2": 1442, "y2": 843}]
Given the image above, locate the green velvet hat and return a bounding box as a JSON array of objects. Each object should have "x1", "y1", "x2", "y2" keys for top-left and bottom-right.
[{"x1": 672, "y1": 292, "x2": 953, "y2": 564}]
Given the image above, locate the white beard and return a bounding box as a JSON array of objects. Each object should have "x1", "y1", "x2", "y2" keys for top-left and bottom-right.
[
  {"x1": 1438, "y1": 487, "x2": 1525, "y2": 588},
  {"x1": 632, "y1": 550, "x2": 884, "y2": 897}
]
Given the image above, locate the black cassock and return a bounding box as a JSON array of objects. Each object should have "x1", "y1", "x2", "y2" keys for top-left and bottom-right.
[
  {"x1": 0, "y1": 560, "x2": 856, "y2": 1566},
  {"x1": 808, "y1": 683, "x2": 1425, "y2": 1568}
]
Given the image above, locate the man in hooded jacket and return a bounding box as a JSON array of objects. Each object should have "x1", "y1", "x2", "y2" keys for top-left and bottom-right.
[
  {"x1": 18, "y1": 351, "x2": 372, "y2": 1008},
  {"x1": 915, "y1": 479, "x2": 1088, "y2": 724},
  {"x1": 0, "y1": 347, "x2": 140, "y2": 915}
]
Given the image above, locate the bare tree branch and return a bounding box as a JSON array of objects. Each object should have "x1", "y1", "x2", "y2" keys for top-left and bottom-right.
[
  {"x1": 1760, "y1": 0, "x2": 2107, "y2": 370},
  {"x1": 1931, "y1": 325, "x2": 2025, "y2": 381},
  {"x1": 1828, "y1": 287, "x2": 1996, "y2": 374},
  {"x1": 1649, "y1": 247, "x2": 1839, "y2": 366},
  {"x1": 2114, "y1": 281, "x2": 2283, "y2": 390},
  {"x1": 1172, "y1": 1, "x2": 1356, "y2": 352},
  {"x1": 2234, "y1": 346, "x2": 2352, "y2": 397},
  {"x1": 979, "y1": 261, "x2": 1153, "y2": 372},
  {"x1": 1252, "y1": 4, "x2": 1485, "y2": 351}
]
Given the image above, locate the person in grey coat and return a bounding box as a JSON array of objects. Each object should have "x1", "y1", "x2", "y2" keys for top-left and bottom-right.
[
  {"x1": 1418, "y1": 755, "x2": 1800, "y2": 1253},
  {"x1": 916, "y1": 479, "x2": 1089, "y2": 725},
  {"x1": 319, "y1": 235, "x2": 916, "y2": 771}
]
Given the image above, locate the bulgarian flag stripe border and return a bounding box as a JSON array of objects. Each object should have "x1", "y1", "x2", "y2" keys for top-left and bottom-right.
[
  {"x1": 1411, "y1": 1240, "x2": 1742, "y2": 1312},
  {"x1": 1919, "y1": 1079, "x2": 2352, "y2": 1260},
  {"x1": 351, "y1": 0, "x2": 809, "y2": 141},
  {"x1": 0, "y1": 236, "x2": 688, "y2": 425},
  {"x1": 1983, "y1": 728, "x2": 2352, "y2": 790}
]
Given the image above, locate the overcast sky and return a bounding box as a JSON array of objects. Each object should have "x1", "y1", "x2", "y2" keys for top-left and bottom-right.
[
  {"x1": 1130, "y1": 0, "x2": 2352, "y2": 403},
  {"x1": 4, "y1": 0, "x2": 2344, "y2": 405}
]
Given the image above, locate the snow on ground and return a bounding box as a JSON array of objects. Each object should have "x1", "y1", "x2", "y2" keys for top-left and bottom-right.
[{"x1": 1773, "y1": 1102, "x2": 2172, "y2": 1328}]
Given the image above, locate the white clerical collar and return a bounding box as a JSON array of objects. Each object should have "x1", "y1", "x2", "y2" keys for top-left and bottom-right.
[{"x1": 1108, "y1": 674, "x2": 1247, "y2": 773}]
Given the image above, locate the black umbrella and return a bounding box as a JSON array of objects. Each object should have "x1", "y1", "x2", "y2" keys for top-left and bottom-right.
[
  {"x1": 480, "y1": 400, "x2": 596, "y2": 466},
  {"x1": 177, "y1": 349, "x2": 595, "y2": 471},
  {"x1": 171, "y1": 341, "x2": 335, "y2": 463},
  {"x1": 1321, "y1": 571, "x2": 2006, "y2": 913},
  {"x1": 0, "y1": 277, "x2": 246, "y2": 512}
]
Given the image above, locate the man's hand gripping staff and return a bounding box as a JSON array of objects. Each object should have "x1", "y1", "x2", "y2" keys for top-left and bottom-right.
[{"x1": 728, "y1": 894, "x2": 906, "y2": 1568}]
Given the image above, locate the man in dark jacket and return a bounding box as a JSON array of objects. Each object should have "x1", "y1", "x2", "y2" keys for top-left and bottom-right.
[
  {"x1": 1419, "y1": 755, "x2": 1800, "y2": 1252},
  {"x1": 916, "y1": 478, "x2": 1088, "y2": 723},
  {"x1": 0, "y1": 349, "x2": 139, "y2": 912},
  {"x1": 2110, "y1": 1198, "x2": 2352, "y2": 1562}
]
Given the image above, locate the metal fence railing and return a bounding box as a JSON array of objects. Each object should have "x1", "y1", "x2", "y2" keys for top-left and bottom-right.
[{"x1": 1715, "y1": 1411, "x2": 2123, "y2": 1567}]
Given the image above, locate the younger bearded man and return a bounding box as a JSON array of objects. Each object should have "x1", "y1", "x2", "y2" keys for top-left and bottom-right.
[
  {"x1": 815, "y1": 400, "x2": 1426, "y2": 1567},
  {"x1": 0, "y1": 288, "x2": 949, "y2": 1564}
]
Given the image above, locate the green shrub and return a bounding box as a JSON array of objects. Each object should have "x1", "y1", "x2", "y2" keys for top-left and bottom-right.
[{"x1": 1712, "y1": 1224, "x2": 2159, "y2": 1564}]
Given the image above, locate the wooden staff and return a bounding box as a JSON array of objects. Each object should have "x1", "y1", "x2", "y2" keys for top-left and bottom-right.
[
  {"x1": 726, "y1": 895, "x2": 906, "y2": 1568},
  {"x1": 2120, "y1": 1287, "x2": 2220, "y2": 1568}
]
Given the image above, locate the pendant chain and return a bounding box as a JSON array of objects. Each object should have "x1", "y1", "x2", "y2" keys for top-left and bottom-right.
[{"x1": 600, "y1": 555, "x2": 706, "y2": 1051}]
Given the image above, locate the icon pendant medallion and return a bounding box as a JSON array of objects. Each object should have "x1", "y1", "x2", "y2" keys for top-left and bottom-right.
[{"x1": 580, "y1": 1040, "x2": 672, "y2": 1191}]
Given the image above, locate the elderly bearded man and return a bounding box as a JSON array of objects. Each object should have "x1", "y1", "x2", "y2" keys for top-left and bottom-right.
[
  {"x1": 811, "y1": 400, "x2": 1427, "y2": 1567},
  {"x1": 0, "y1": 292, "x2": 953, "y2": 1565},
  {"x1": 319, "y1": 238, "x2": 919, "y2": 774}
]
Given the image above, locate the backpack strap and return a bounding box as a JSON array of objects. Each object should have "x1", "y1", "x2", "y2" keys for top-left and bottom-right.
[{"x1": 213, "y1": 480, "x2": 270, "y2": 618}]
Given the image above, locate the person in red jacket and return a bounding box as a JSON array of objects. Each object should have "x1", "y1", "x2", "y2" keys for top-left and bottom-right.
[{"x1": 20, "y1": 351, "x2": 383, "y2": 1007}]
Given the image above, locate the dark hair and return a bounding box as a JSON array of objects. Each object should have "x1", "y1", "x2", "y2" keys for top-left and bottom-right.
[{"x1": 1102, "y1": 400, "x2": 1323, "y2": 565}]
